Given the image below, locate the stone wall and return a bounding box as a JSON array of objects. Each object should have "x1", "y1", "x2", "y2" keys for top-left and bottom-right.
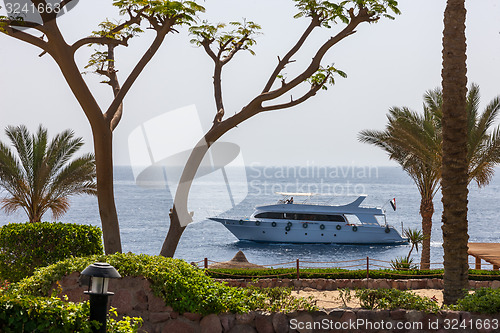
[
  {"x1": 217, "y1": 277, "x2": 500, "y2": 291},
  {"x1": 54, "y1": 274, "x2": 500, "y2": 333}
]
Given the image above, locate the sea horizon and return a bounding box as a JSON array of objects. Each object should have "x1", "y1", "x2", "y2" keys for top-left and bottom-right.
[{"x1": 1, "y1": 165, "x2": 499, "y2": 268}]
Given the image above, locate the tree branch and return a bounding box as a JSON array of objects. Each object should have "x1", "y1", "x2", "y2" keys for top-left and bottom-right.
[
  {"x1": 256, "y1": 8, "x2": 367, "y2": 105},
  {"x1": 217, "y1": 37, "x2": 234, "y2": 58},
  {"x1": 145, "y1": 14, "x2": 161, "y2": 31},
  {"x1": 262, "y1": 17, "x2": 320, "y2": 93},
  {"x1": 261, "y1": 82, "x2": 325, "y2": 112},
  {"x1": 201, "y1": 39, "x2": 218, "y2": 63},
  {"x1": 105, "y1": 22, "x2": 173, "y2": 127},
  {"x1": 71, "y1": 36, "x2": 129, "y2": 54},
  {"x1": 71, "y1": 9, "x2": 144, "y2": 54},
  {"x1": 102, "y1": 45, "x2": 123, "y2": 131},
  {"x1": 2, "y1": 25, "x2": 49, "y2": 51},
  {"x1": 221, "y1": 35, "x2": 249, "y2": 65},
  {"x1": 1, "y1": 18, "x2": 46, "y2": 32},
  {"x1": 212, "y1": 6, "x2": 374, "y2": 132},
  {"x1": 112, "y1": 7, "x2": 146, "y2": 32}
]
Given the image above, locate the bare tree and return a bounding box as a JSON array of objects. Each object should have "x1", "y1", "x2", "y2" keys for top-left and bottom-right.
[
  {"x1": 0, "y1": 0, "x2": 204, "y2": 253},
  {"x1": 160, "y1": 0, "x2": 400, "y2": 257}
]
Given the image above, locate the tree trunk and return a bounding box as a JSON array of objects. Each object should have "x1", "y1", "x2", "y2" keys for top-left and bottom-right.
[
  {"x1": 441, "y1": 0, "x2": 469, "y2": 305},
  {"x1": 160, "y1": 207, "x2": 186, "y2": 257},
  {"x1": 420, "y1": 197, "x2": 434, "y2": 269},
  {"x1": 93, "y1": 126, "x2": 122, "y2": 254},
  {"x1": 159, "y1": 110, "x2": 257, "y2": 257},
  {"x1": 53, "y1": 48, "x2": 122, "y2": 254},
  {"x1": 160, "y1": 139, "x2": 211, "y2": 257}
]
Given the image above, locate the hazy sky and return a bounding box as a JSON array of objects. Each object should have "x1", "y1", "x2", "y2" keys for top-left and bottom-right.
[{"x1": 1, "y1": 0, "x2": 499, "y2": 167}]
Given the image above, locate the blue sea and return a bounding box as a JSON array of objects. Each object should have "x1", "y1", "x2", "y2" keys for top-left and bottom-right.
[{"x1": 1, "y1": 165, "x2": 499, "y2": 270}]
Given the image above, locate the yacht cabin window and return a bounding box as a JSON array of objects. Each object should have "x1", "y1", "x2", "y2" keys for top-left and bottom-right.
[{"x1": 255, "y1": 212, "x2": 346, "y2": 222}]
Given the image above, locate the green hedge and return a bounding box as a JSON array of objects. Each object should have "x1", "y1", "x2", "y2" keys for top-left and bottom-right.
[
  {"x1": 10, "y1": 253, "x2": 268, "y2": 315},
  {"x1": 205, "y1": 267, "x2": 443, "y2": 279},
  {"x1": 0, "y1": 294, "x2": 142, "y2": 333},
  {"x1": 0, "y1": 222, "x2": 103, "y2": 282},
  {"x1": 205, "y1": 267, "x2": 500, "y2": 281}
]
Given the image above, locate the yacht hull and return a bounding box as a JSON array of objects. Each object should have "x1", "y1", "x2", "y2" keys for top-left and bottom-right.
[{"x1": 210, "y1": 218, "x2": 407, "y2": 244}]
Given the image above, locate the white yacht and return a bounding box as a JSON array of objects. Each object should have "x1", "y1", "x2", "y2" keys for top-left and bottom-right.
[{"x1": 209, "y1": 193, "x2": 406, "y2": 244}]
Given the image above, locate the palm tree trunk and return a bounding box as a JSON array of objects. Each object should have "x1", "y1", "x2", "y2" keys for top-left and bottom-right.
[
  {"x1": 441, "y1": 0, "x2": 469, "y2": 305},
  {"x1": 420, "y1": 197, "x2": 434, "y2": 269}
]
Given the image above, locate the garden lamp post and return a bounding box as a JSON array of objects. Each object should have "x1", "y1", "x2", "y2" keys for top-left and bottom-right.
[{"x1": 81, "y1": 262, "x2": 121, "y2": 333}]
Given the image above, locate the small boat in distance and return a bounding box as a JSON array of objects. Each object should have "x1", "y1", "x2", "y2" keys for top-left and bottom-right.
[{"x1": 209, "y1": 193, "x2": 407, "y2": 244}]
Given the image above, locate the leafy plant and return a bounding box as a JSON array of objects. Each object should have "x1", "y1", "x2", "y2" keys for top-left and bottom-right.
[
  {"x1": 390, "y1": 256, "x2": 418, "y2": 270},
  {"x1": 108, "y1": 308, "x2": 143, "y2": 333},
  {"x1": 246, "y1": 286, "x2": 318, "y2": 313},
  {"x1": 451, "y1": 288, "x2": 500, "y2": 314},
  {"x1": 390, "y1": 228, "x2": 424, "y2": 270},
  {"x1": 0, "y1": 222, "x2": 103, "y2": 282},
  {"x1": 9, "y1": 253, "x2": 316, "y2": 315},
  {"x1": 355, "y1": 288, "x2": 440, "y2": 313},
  {"x1": 405, "y1": 228, "x2": 425, "y2": 259},
  {"x1": 0, "y1": 294, "x2": 141, "y2": 332},
  {"x1": 337, "y1": 288, "x2": 353, "y2": 308}
]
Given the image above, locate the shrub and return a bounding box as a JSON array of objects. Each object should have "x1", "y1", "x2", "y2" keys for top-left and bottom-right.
[
  {"x1": 354, "y1": 288, "x2": 440, "y2": 313},
  {"x1": 0, "y1": 222, "x2": 103, "y2": 282},
  {"x1": 337, "y1": 288, "x2": 353, "y2": 308},
  {"x1": 246, "y1": 286, "x2": 318, "y2": 312},
  {"x1": 11, "y1": 253, "x2": 303, "y2": 315},
  {"x1": 452, "y1": 288, "x2": 500, "y2": 314},
  {"x1": 0, "y1": 294, "x2": 142, "y2": 333},
  {"x1": 390, "y1": 256, "x2": 418, "y2": 270}
]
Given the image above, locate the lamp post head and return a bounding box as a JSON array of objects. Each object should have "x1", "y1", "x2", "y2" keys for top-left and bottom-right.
[{"x1": 81, "y1": 262, "x2": 121, "y2": 295}]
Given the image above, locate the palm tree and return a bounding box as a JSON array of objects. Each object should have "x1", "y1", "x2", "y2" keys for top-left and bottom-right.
[
  {"x1": 391, "y1": 228, "x2": 425, "y2": 271},
  {"x1": 359, "y1": 84, "x2": 500, "y2": 271},
  {"x1": 441, "y1": 0, "x2": 468, "y2": 305},
  {"x1": 359, "y1": 105, "x2": 441, "y2": 270},
  {"x1": 404, "y1": 228, "x2": 425, "y2": 262},
  {"x1": 0, "y1": 125, "x2": 97, "y2": 222}
]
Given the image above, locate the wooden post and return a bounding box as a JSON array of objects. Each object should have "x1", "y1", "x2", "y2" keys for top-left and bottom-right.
[
  {"x1": 366, "y1": 257, "x2": 370, "y2": 279},
  {"x1": 204, "y1": 258, "x2": 208, "y2": 269},
  {"x1": 475, "y1": 256, "x2": 481, "y2": 270},
  {"x1": 296, "y1": 259, "x2": 300, "y2": 280}
]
